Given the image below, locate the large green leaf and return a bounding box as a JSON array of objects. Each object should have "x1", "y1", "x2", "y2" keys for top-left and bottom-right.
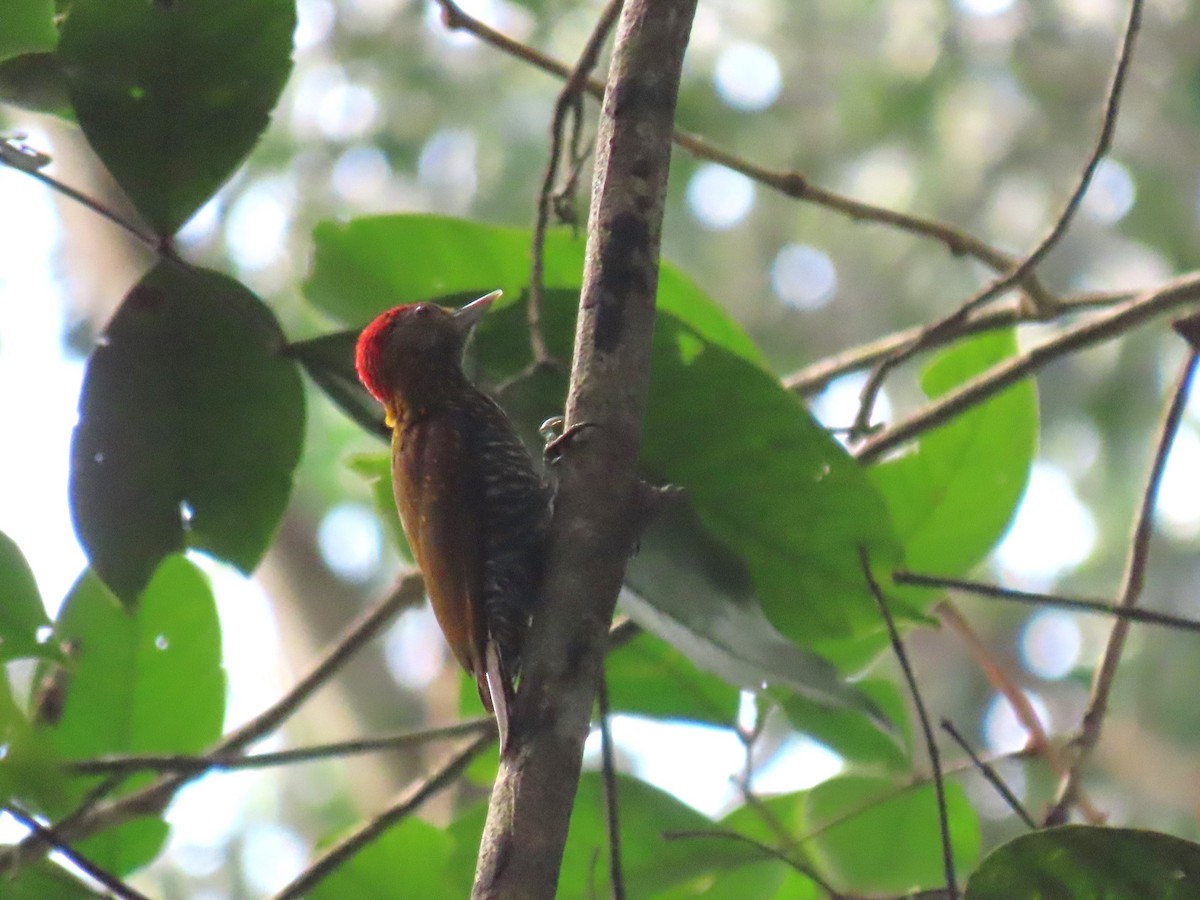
[
  {"x1": 70, "y1": 261, "x2": 304, "y2": 602},
  {"x1": 7, "y1": 860, "x2": 110, "y2": 899},
  {"x1": 0, "y1": 0, "x2": 56, "y2": 64},
  {"x1": 41, "y1": 557, "x2": 224, "y2": 872},
  {"x1": 776, "y1": 677, "x2": 909, "y2": 771},
  {"x1": 0, "y1": 529, "x2": 52, "y2": 661},
  {"x1": 605, "y1": 629, "x2": 740, "y2": 727},
  {"x1": 0, "y1": 52, "x2": 70, "y2": 116},
  {"x1": 57, "y1": 0, "x2": 295, "y2": 234},
  {"x1": 871, "y1": 330, "x2": 1036, "y2": 582},
  {"x1": 965, "y1": 826, "x2": 1200, "y2": 899},
  {"x1": 643, "y1": 316, "x2": 901, "y2": 644},
  {"x1": 308, "y1": 819, "x2": 457, "y2": 900},
  {"x1": 303, "y1": 214, "x2": 764, "y2": 365},
  {"x1": 0, "y1": 668, "x2": 63, "y2": 814},
  {"x1": 802, "y1": 773, "x2": 980, "y2": 895}
]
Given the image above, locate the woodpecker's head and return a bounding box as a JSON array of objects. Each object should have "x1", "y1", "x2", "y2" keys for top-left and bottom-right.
[{"x1": 355, "y1": 290, "x2": 499, "y2": 415}]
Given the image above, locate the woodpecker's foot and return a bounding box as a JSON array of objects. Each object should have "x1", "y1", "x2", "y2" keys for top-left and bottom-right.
[{"x1": 541, "y1": 417, "x2": 597, "y2": 463}]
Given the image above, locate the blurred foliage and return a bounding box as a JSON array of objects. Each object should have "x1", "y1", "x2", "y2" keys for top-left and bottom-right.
[{"x1": 3, "y1": 0, "x2": 1200, "y2": 896}]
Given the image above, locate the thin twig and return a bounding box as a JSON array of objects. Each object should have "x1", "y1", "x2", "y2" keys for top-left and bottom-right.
[
  {"x1": 855, "y1": 271, "x2": 1200, "y2": 463},
  {"x1": 0, "y1": 573, "x2": 425, "y2": 871},
  {"x1": 273, "y1": 732, "x2": 495, "y2": 899},
  {"x1": 595, "y1": 667, "x2": 625, "y2": 900},
  {"x1": 934, "y1": 601, "x2": 1104, "y2": 824},
  {"x1": 939, "y1": 720, "x2": 1037, "y2": 830},
  {"x1": 68, "y1": 719, "x2": 492, "y2": 776},
  {"x1": 782, "y1": 289, "x2": 1133, "y2": 397},
  {"x1": 528, "y1": 0, "x2": 623, "y2": 365},
  {"x1": 660, "y1": 829, "x2": 842, "y2": 897},
  {"x1": 1045, "y1": 344, "x2": 1200, "y2": 825},
  {"x1": 860, "y1": 550, "x2": 957, "y2": 899},
  {"x1": 896, "y1": 571, "x2": 1200, "y2": 634},
  {"x1": 851, "y1": 0, "x2": 1145, "y2": 436},
  {"x1": 1, "y1": 137, "x2": 161, "y2": 250},
  {"x1": 3, "y1": 804, "x2": 152, "y2": 900},
  {"x1": 431, "y1": 0, "x2": 1048, "y2": 302}
]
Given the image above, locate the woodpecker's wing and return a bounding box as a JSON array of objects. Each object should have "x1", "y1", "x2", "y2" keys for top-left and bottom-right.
[{"x1": 391, "y1": 411, "x2": 489, "y2": 687}]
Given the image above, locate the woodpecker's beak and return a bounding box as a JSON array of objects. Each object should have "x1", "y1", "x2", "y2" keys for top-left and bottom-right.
[{"x1": 454, "y1": 290, "x2": 501, "y2": 336}]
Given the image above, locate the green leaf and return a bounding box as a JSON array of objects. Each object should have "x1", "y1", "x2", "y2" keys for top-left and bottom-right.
[
  {"x1": 70, "y1": 261, "x2": 304, "y2": 602},
  {"x1": 802, "y1": 773, "x2": 980, "y2": 895},
  {"x1": 965, "y1": 826, "x2": 1200, "y2": 899},
  {"x1": 57, "y1": 0, "x2": 295, "y2": 234},
  {"x1": 0, "y1": 0, "x2": 56, "y2": 64},
  {"x1": 0, "y1": 52, "x2": 70, "y2": 116},
  {"x1": 6, "y1": 860, "x2": 110, "y2": 899},
  {"x1": 621, "y1": 503, "x2": 889, "y2": 727},
  {"x1": 0, "y1": 668, "x2": 64, "y2": 812},
  {"x1": 0, "y1": 529, "x2": 53, "y2": 661},
  {"x1": 871, "y1": 330, "x2": 1036, "y2": 585},
  {"x1": 605, "y1": 630, "x2": 740, "y2": 726},
  {"x1": 41, "y1": 557, "x2": 224, "y2": 873},
  {"x1": 304, "y1": 214, "x2": 764, "y2": 365},
  {"x1": 643, "y1": 316, "x2": 902, "y2": 644},
  {"x1": 308, "y1": 819, "x2": 456, "y2": 900},
  {"x1": 775, "y1": 677, "x2": 909, "y2": 771}
]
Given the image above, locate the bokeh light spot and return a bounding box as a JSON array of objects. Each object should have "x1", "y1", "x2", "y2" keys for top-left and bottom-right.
[
  {"x1": 771, "y1": 243, "x2": 837, "y2": 310},
  {"x1": 1156, "y1": 424, "x2": 1200, "y2": 539},
  {"x1": 1083, "y1": 158, "x2": 1135, "y2": 224},
  {"x1": 686, "y1": 164, "x2": 754, "y2": 230},
  {"x1": 1020, "y1": 610, "x2": 1082, "y2": 680},
  {"x1": 316, "y1": 503, "x2": 383, "y2": 583},
  {"x1": 983, "y1": 689, "x2": 1049, "y2": 754},
  {"x1": 714, "y1": 42, "x2": 782, "y2": 111},
  {"x1": 996, "y1": 463, "x2": 1096, "y2": 586}
]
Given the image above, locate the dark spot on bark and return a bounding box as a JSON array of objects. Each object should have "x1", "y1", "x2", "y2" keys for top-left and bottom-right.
[
  {"x1": 594, "y1": 213, "x2": 651, "y2": 354},
  {"x1": 565, "y1": 631, "x2": 590, "y2": 678},
  {"x1": 613, "y1": 80, "x2": 677, "y2": 118},
  {"x1": 629, "y1": 157, "x2": 655, "y2": 180}
]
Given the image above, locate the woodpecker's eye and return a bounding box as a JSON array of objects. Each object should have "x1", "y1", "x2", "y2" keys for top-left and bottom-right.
[{"x1": 413, "y1": 304, "x2": 432, "y2": 318}]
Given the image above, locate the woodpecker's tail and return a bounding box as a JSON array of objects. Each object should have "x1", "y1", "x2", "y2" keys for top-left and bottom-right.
[{"x1": 481, "y1": 639, "x2": 514, "y2": 752}]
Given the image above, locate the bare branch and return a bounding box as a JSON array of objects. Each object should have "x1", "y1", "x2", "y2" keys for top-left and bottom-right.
[
  {"x1": 1045, "y1": 342, "x2": 1200, "y2": 825},
  {"x1": 68, "y1": 719, "x2": 492, "y2": 776},
  {"x1": 783, "y1": 289, "x2": 1133, "y2": 397},
  {"x1": 528, "y1": 0, "x2": 623, "y2": 365},
  {"x1": 661, "y1": 829, "x2": 843, "y2": 897},
  {"x1": 851, "y1": 0, "x2": 1145, "y2": 436},
  {"x1": 472, "y1": 2, "x2": 697, "y2": 896},
  {"x1": 431, "y1": 0, "x2": 1041, "y2": 298},
  {"x1": 0, "y1": 573, "x2": 425, "y2": 871},
  {"x1": 860, "y1": 550, "x2": 957, "y2": 899},
  {"x1": 596, "y1": 669, "x2": 625, "y2": 900},
  {"x1": 855, "y1": 272, "x2": 1200, "y2": 463},
  {"x1": 939, "y1": 720, "x2": 1037, "y2": 830},
  {"x1": 896, "y1": 571, "x2": 1200, "y2": 634},
  {"x1": 3, "y1": 804, "x2": 152, "y2": 900},
  {"x1": 274, "y1": 733, "x2": 495, "y2": 899}
]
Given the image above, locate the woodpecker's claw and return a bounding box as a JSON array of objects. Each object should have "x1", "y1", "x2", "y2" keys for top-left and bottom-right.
[{"x1": 541, "y1": 417, "x2": 597, "y2": 463}]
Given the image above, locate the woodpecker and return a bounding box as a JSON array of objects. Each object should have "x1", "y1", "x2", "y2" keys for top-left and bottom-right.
[{"x1": 355, "y1": 291, "x2": 551, "y2": 748}]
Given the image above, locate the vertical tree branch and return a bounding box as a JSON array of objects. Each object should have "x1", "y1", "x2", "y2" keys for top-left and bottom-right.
[{"x1": 471, "y1": 2, "x2": 697, "y2": 897}]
